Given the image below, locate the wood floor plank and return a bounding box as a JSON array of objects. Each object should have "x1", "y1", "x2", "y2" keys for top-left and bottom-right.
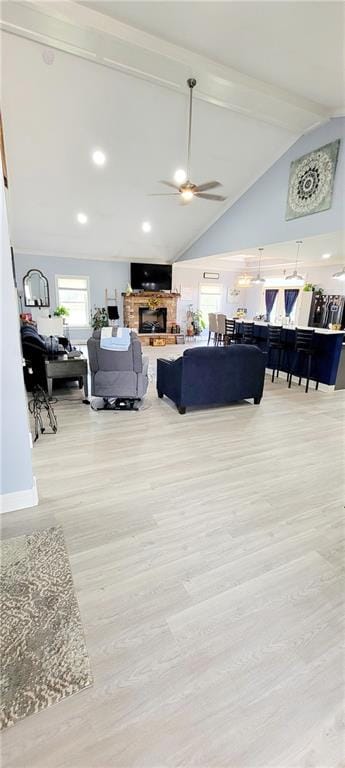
[{"x1": 1, "y1": 348, "x2": 344, "y2": 767}]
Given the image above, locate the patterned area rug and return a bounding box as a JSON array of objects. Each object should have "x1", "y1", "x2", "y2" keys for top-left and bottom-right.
[{"x1": 0, "y1": 526, "x2": 93, "y2": 730}]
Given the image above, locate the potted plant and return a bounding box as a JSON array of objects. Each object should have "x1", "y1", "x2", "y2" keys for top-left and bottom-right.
[
  {"x1": 186, "y1": 306, "x2": 206, "y2": 336},
  {"x1": 90, "y1": 306, "x2": 108, "y2": 330},
  {"x1": 191, "y1": 309, "x2": 206, "y2": 336},
  {"x1": 303, "y1": 283, "x2": 324, "y2": 294},
  {"x1": 54, "y1": 305, "x2": 69, "y2": 318}
]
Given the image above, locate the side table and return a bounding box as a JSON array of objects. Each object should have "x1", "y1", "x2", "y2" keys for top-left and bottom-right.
[{"x1": 45, "y1": 357, "x2": 88, "y2": 399}]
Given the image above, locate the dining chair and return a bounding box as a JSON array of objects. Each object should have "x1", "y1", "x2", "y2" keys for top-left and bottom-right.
[{"x1": 208, "y1": 313, "x2": 218, "y2": 345}]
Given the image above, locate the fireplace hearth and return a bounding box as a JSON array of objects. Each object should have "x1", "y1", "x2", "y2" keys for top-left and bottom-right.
[{"x1": 139, "y1": 307, "x2": 167, "y2": 333}]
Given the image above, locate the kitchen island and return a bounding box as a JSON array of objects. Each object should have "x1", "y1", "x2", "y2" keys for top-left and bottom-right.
[{"x1": 234, "y1": 321, "x2": 345, "y2": 388}]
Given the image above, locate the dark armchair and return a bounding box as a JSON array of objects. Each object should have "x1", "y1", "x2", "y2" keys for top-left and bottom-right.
[{"x1": 157, "y1": 345, "x2": 266, "y2": 413}]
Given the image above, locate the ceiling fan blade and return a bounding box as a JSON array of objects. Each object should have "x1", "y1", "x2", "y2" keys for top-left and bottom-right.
[
  {"x1": 148, "y1": 193, "x2": 180, "y2": 196},
  {"x1": 194, "y1": 181, "x2": 222, "y2": 192},
  {"x1": 159, "y1": 180, "x2": 180, "y2": 190},
  {"x1": 195, "y1": 192, "x2": 227, "y2": 201}
]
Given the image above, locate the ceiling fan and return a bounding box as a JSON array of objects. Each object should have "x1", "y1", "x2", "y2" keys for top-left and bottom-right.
[{"x1": 150, "y1": 78, "x2": 226, "y2": 204}]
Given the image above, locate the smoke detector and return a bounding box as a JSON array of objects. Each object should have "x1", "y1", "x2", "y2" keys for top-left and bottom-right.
[{"x1": 42, "y1": 48, "x2": 55, "y2": 66}]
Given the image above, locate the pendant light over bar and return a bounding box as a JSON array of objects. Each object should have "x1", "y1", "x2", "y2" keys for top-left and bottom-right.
[
  {"x1": 251, "y1": 248, "x2": 266, "y2": 284},
  {"x1": 332, "y1": 266, "x2": 345, "y2": 281},
  {"x1": 285, "y1": 240, "x2": 304, "y2": 281}
]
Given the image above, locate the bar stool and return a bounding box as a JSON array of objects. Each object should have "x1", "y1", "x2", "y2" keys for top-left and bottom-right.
[
  {"x1": 208, "y1": 313, "x2": 218, "y2": 345},
  {"x1": 267, "y1": 325, "x2": 284, "y2": 383},
  {"x1": 242, "y1": 322, "x2": 255, "y2": 344},
  {"x1": 224, "y1": 318, "x2": 236, "y2": 345},
  {"x1": 233, "y1": 321, "x2": 243, "y2": 344},
  {"x1": 288, "y1": 328, "x2": 319, "y2": 393}
]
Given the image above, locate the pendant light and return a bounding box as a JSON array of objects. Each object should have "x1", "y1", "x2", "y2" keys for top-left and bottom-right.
[
  {"x1": 251, "y1": 248, "x2": 265, "y2": 284},
  {"x1": 285, "y1": 240, "x2": 304, "y2": 281},
  {"x1": 332, "y1": 266, "x2": 345, "y2": 281}
]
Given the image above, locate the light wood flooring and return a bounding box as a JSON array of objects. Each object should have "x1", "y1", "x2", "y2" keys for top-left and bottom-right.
[{"x1": 1, "y1": 345, "x2": 345, "y2": 767}]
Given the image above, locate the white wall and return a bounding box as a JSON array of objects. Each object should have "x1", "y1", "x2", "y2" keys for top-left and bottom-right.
[
  {"x1": 1, "y1": 176, "x2": 36, "y2": 513},
  {"x1": 302, "y1": 263, "x2": 345, "y2": 294},
  {"x1": 173, "y1": 261, "x2": 345, "y2": 328},
  {"x1": 253, "y1": 263, "x2": 345, "y2": 323},
  {"x1": 14, "y1": 253, "x2": 130, "y2": 342},
  {"x1": 172, "y1": 265, "x2": 244, "y2": 329}
]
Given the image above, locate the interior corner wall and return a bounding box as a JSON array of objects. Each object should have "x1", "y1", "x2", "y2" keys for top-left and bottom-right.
[
  {"x1": 1, "y1": 177, "x2": 36, "y2": 513},
  {"x1": 14, "y1": 254, "x2": 130, "y2": 342},
  {"x1": 178, "y1": 117, "x2": 345, "y2": 262}
]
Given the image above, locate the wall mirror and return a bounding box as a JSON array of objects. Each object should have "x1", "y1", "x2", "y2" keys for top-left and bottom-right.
[{"x1": 23, "y1": 269, "x2": 50, "y2": 308}]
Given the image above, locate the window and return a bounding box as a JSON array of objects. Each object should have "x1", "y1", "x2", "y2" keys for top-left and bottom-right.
[
  {"x1": 260, "y1": 284, "x2": 301, "y2": 324},
  {"x1": 56, "y1": 276, "x2": 90, "y2": 327},
  {"x1": 199, "y1": 284, "x2": 223, "y2": 325}
]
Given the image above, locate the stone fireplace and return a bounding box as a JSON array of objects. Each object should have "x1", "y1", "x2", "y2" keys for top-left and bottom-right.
[
  {"x1": 122, "y1": 291, "x2": 180, "y2": 344},
  {"x1": 139, "y1": 307, "x2": 167, "y2": 333}
]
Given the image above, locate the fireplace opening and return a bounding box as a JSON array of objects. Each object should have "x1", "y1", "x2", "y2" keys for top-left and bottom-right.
[{"x1": 139, "y1": 307, "x2": 167, "y2": 333}]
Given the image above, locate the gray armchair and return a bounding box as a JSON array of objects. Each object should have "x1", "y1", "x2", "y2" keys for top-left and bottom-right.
[{"x1": 87, "y1": 330, "x2": 149, "y2": 399}]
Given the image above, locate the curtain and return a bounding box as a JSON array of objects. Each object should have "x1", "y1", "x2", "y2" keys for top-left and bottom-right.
[
  {"x1": 284, "y1": 289, "x2": 299, "y2": 317},
  {"x1": 265, "y1": 289, "x2": 278, "y2": 320}
]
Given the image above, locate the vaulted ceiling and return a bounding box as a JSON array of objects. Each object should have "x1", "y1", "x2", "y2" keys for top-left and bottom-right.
[
  {"x1": 1, "y1": 1, "x2": 343, "y2": 263},
  {"x1": 84, "y1": 1, "x2": 345, "y2": 110}
]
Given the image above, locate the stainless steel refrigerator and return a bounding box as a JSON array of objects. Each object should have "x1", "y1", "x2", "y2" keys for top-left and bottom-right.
[{"x1": 309, "y1": 293, "x2": 345, "y2": 329}]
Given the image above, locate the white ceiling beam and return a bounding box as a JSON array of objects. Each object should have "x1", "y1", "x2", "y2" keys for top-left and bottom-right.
[{"x1": 0, "y1": 0, "x2": 330, "y2": 134}]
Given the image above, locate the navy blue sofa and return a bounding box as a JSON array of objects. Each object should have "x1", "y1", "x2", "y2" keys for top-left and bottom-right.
[{"x1": 157, "y1": 345, "x2": 266, "y2": 414}]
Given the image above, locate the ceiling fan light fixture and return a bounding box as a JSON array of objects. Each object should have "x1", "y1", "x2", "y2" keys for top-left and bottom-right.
[
  {"x1": 181, "y1": 189, "x2": 194, "y2": 202},
  {"x1": 151, "y1": 79, "x2": 225, "y2": 205}
]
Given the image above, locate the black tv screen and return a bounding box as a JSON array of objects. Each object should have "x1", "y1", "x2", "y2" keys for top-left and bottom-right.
[{"x1": 130, "y1": 262, "x2": 172, "y2": 292}]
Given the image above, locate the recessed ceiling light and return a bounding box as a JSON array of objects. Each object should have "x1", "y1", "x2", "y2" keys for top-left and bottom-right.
[
  {"x1": 321, "y1": 253, "x2": 331, "y2": 259},
  {"x1": 142, "y1": 221, "x2": 152, "y2": 233},
  {"x1": 92, "y1": 149, "x2": 106, "y2": 166},
  {"x1": 174, "y1": 169, "x2": 187, "y2": 184},
  {"x1": 76, "y1": 212, "x2": 88, "y2": 224}
]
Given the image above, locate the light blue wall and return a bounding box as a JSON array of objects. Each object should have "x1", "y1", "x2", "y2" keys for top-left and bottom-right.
[
  {"x1": 1, "y1": 180, "x2": 34, "y2": 500},
  {"x1": 178, "y1": 117, "x2": 345, "y2": 262},
  {"x1": 15, "y1": 254, "x2": 130, "y2": 342}
]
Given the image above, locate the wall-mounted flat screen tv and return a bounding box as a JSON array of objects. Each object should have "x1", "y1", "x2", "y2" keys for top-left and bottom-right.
[{"x1": 130, "y1": 262, "x2": 172, "y2": 292}]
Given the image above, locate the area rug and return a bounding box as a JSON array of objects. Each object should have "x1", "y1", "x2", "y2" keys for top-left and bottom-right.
[{"x1": 0, "y1": 526, "x2": 93, "y2": 730}]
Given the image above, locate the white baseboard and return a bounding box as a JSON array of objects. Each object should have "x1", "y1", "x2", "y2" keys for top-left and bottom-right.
[{"x1": 0, "y1": 476, "x2": 38, "y2": 514}]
